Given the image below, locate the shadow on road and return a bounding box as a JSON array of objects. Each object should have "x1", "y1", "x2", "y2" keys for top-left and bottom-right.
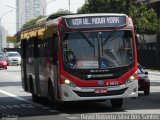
[
  {"x1": 32, "y1": 91, "x2": 160, "y2": 114},
  {"x1": 0, "y1": 91, "x2": 160, "y2": 118},
  {"x1": 0, "y1": 96, "x2": 60, "y2": 118}
]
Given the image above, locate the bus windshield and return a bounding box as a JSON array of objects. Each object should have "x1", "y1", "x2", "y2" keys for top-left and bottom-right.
[{"x1": 62, "y1": 30, "x2": 134, "y2": 69}]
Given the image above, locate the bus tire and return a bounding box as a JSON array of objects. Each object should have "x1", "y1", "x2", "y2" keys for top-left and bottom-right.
[
  {"x1": 144, "y1": 90, "x2": 150, "y2": 95},
  {"x1": 111, "y1": 98, "x2": 123, "y2": 108},
  {"x1": 32, "y1": 93, "x2": 40, "y2": 103},
  {"x1": 48, "y1": 81, "x2": 62, "y2": 109},
  {"x1": 30, "y1": 79, "x2": 40, "y2": 102},
  {"x1": 48, "y1": 81, "x2": 56, "y2": 102}
]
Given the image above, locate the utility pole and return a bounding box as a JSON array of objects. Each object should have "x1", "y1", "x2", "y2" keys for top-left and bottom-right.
[{"x1": 68, "y1": 0, "x2": 71, "y2": 13}]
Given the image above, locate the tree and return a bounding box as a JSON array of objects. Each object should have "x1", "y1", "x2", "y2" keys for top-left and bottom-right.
[
  {"x1": 53, "y1": 9, "x2": 71, "y2": 15},
  {"x1": 22, "y1": 9, "x2": 71, "y2": 28},
  {"x1": 47, "y1": 9, "x2": 71, "y2": 20},
  {"x1": 23, "y1": 15, "x2": 46, "y2": 28},
  {"x1": 77, "y1": 0, "x2": 160, "y2": 34},
  {"x1": 129, "y1": 4, "x2": 160, "y2": 34},
  {"x1": 77, "y1": 0, "x2": 128, "y2": 14}
]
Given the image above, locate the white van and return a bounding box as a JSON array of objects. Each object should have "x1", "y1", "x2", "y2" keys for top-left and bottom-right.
[{"x1": 6, "y1": 52, "x2": 21, "y2": 66}]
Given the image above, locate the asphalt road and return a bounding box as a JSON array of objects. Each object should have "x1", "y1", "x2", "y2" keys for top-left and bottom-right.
[{"x1": 0, "y1": 66, "x2": 160, "y2": 120}]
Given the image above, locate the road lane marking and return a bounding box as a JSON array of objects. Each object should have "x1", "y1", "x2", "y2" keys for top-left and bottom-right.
[
  {"x1": 0, "y1": 89, "x2": 77, "y2": 119},
  {"x1": 0, "y1": 89, "x2": 59, "y2": 113},
  {"x1": 0, "y1": 89, "x2": 33, "y2": 103},
  {"x1": 67, "y1": 116, "x2": 79, "y2": 119},
  {"x1": 59, "y1": 113, "x2": 70, "y2": 116},
  {"x1": 149, "y1": 75, "x2": 160, "y2": 78}
]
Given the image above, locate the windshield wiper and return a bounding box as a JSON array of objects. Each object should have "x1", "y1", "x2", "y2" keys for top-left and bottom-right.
[{"x1": 77, "y1": 30, "x2": 95, "y2": 47}]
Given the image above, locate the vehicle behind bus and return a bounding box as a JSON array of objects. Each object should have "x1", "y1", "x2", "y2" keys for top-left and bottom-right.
[{"x1": 20, "y1": 13, "x2": 138, "y2": 109}]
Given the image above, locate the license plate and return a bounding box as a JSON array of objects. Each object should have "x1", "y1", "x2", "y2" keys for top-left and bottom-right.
[{"x1": 95, "y1": 88, "x2": 107, "y2": 94}]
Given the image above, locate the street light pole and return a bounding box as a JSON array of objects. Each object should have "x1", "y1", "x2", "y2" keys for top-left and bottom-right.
[
  {"x1": 5, "y1": 5, "x2": 24, "y2": 30},
  {"x1": 0, "y1": 10, "x2": 13, "y2": 26},
  {"x1": 0, "y1": 10, "x2": 13, "y2": 50},
  {"x1": 5, "y1": 5, "x2": 16, "y2": 10},
  {"x1": 5, "y1": 5, "x2": 19, "y2": 31},
  {"x1": 40, "y1": 0, "x2": 56, "y2": 15}
]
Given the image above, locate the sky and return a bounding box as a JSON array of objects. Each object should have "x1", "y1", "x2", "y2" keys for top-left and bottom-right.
[{"x1": 0, "y1": 0, "x2": 85, "y2": 36}]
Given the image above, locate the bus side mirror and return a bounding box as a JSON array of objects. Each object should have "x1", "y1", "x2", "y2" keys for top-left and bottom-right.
[{"x1": 145, "y1": 71, "x2": 148, "y2": 75}]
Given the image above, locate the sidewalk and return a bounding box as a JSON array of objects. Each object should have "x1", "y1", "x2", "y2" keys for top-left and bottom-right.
[
  {"x1": 147, "y1": 71, "x2": 160, "y2": 86},
  {"x1": 148, "y1": 71, "x2": 160, "y2": 76}
]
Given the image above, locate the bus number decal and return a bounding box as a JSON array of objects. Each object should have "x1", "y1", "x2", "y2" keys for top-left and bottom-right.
[{"x1": 106, "y1": 81, "x2": 119, "y2": 86}]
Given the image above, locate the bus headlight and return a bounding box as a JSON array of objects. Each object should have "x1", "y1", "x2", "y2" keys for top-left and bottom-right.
[
  {"x1": 61, "y1": 76, "x2": 76, "y2": 88},
  {"x1": 64, "y1": 79, "x2": 71, "y2": 84},
  {"x1": 125, "y1": 71, "x2": 138, "y2": 84},
  {"x1": 64, "y1": 79, "x2": 76, "y2": 87}
]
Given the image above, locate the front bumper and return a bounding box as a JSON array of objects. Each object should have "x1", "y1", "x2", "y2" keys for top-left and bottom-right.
[
  {"x1": 60, "y1": 80, "x2": 138, "y2": 101},
  {"x1": 0, "y1": 64, "x2": 7, "y2": 69},
  {"x1": 8, "y1": 60, "x2": 21, "y2": 65}
]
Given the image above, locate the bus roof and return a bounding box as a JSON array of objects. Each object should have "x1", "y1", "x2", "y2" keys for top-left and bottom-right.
[
  {"x1": 61, "y1": 13, "x2": 128, "y2": 19},
  {"x1": 20, "y1": 13, "x2": 133, "y2": 40},
  {"x1": 21, "y1": 13, "x2": 129, "y2": 31}
]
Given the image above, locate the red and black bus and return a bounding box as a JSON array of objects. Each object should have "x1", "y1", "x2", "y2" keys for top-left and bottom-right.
[{"x1": 20, "y1": 13, "x2": 138, "y2": 108}]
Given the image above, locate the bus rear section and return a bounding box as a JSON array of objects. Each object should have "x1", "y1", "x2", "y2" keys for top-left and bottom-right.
[{"x1": 20, "y1": 13, "x2": 138, "y2": 108}]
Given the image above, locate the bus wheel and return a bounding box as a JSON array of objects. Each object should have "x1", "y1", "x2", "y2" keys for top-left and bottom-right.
[
  {"x1": 111, "y1": 98, "x2": 123, "y2": 108},
  {"x1": 49, "y1": 82, "x2": 57, "y2": 104},
  {"x1": 144, "y1": 90, "x2": 150, "y2": 95},
  {"x1": 48, "y1": 81, "x2": 62, "y2": 109},
  {"x1": 32, "y1": 93, "x2": 40, "y2": 103},
  {"x1": 30, "y1": 81, "x2": 40, "y2": 102}
]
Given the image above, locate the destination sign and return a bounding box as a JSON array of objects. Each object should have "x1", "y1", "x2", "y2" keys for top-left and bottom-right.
[{"x1": 65, "y1": 16, "x2": 126, "y2": 28}]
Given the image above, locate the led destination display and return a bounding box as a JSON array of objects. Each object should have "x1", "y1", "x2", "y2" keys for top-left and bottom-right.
[{"x1": 66, "y1": 16, "x2": 126, "y2": 28}]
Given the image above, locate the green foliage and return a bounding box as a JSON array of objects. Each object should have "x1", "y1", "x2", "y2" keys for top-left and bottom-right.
[
  {"x1": 77, "y1": 0, "x2": 129, "y2": 14},
  {"x1": 77, "y1": 0, "x2": 160, "y2": 34},
  {"x1": 53, "y1": 9, "x2": 71, "y2": 15},
  {"x1": 46, "y1": 9, "x2": 72, "y2": 21},
  {"x1": 22, "y1": 9, "x2": 71, "y2": 28},
  {"x1": 129, "y1": 3, "x2": 159, "y2": 33},
  {"x1": 77, "y1": 3, "x2": 89, "y2": 14},
  {"x1": 23, "y1": 15, "x2": 46, "y2": 28}
]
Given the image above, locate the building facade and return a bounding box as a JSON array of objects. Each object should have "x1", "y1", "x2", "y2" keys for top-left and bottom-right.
[{"x1": 16, "y1": 0, "x2": 46, "y2": 32}]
